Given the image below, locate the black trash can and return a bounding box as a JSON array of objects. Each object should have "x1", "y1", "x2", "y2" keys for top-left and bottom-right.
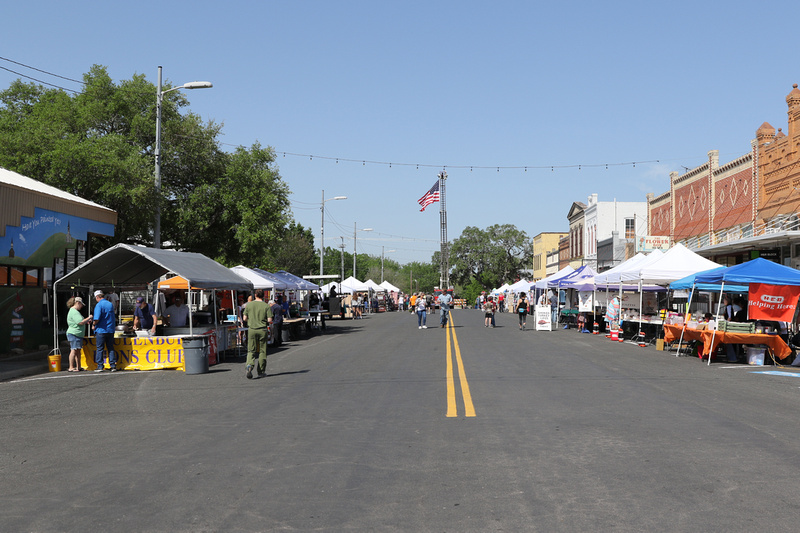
[{"x1": 183, "y1": 336, "x2": 209, "y2": 375}]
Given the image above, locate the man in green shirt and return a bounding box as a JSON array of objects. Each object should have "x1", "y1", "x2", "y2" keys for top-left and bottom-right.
[{"x1": 242, "y1": 289, "x2": 273, "y2": 379}]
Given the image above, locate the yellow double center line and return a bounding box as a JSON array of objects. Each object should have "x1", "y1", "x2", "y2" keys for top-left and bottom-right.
[{"x1": 445, "y1": 312, "x2": 476, "y2": 417}]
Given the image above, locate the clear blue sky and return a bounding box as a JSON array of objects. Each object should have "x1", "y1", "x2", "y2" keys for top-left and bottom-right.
[{"x1": 3, "y1": 1, "x2": 798, "y2": 266}]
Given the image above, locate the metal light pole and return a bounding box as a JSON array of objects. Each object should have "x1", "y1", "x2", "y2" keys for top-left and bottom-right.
[
  {"x1": 381, "y1": 247, "x2": 396, "y2": 283},
  {"x1": 154, "y1": 66, "x2": 212, "y2": 248},
  {"x1": 320, "y1": 190, "x2": 347, "y2": 276}
]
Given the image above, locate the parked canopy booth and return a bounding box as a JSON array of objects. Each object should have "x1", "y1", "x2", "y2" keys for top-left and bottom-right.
[
  {"x1": 53, "y1": 244, "x2": 253, "y2": 372},
  {"x1": 689, "y1": 258, "x2": 800, "y2": 365},
  {"x1": 338, "y1": 276, "x2": 370, "y2": 318},
  {"x1": 614, "y1": 245, "x2": 716, "y2": 343}
]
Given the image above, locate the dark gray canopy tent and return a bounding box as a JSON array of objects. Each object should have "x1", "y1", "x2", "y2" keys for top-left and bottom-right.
[{"x1": 53, "y1": 244, "x2": 253, "y2": 348}]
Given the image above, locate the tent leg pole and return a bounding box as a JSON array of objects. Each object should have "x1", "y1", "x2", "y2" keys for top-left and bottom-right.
[
  {"x1": 676, "y1": 285, "x2": 695, "y2": 357},
  {"x1": 708, "y1": 282, "x2": 724, "y2": 366}
]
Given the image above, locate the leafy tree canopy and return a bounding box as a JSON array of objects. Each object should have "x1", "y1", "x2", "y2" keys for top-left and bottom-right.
[
  {"x1": 449, "y1": 224, "x2": 532, "y2": 292},
  {"x1": 0, "y1": 65, "x2": 304, "y2": 267}
]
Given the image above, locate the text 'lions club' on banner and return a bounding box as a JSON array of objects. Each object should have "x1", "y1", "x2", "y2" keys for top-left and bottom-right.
[{"x1": 748, "y1": 283, "x2": 800, "y2": 322}]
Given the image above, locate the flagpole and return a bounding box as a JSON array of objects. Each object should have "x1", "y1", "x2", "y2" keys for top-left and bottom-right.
[{"x1": 439, "y1": 170, "x2": 449, "y2": 291}]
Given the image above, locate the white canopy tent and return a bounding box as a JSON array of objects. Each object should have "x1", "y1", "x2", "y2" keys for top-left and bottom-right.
[
  {"x1": 533, "y1": 266, "x2": 575, "y2": 290},
  {"x1": 617, "y1": 250, "x2": 667, "y2": 283},
  {"x1": 364, "y1": 279, "x2": 385, "y2": 291},
  {"x1": 559, "y1": 266, "x2": 598, "y2": 288},
  {"x1": 507, "y1": 279, "x2": 531, "y2": 294},
  {"x1": 320, "y1": 281, "x2": 342, "y2": 294},
  {"x1": 492, "y1": 283, "x2": 511, "y2": 295},
  {"x1": 251, "y1": 269, "x2": 290, "y2": 290},
  {"x1": 272, "y1": 270, "x2": 320, "y2": 291},
  {"x1": 230, "y1": 266, "x2": 286, "y2": 290},
  {"x1": 636, "y1": 243, "x2": 721, "y2": 285},
  {"x1": 341, "y1": 276, "x2": 369, "y2": 293},
  {"x1": 594, "y1": 253, "x2": 648, "y2": 285},
  {"x1": 380, "y1": 280, "x2": 401, "y2": 293}
]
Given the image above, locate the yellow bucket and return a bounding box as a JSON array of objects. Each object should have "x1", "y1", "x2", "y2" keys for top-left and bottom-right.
[{"x1": 48, "y1": 354, "x2": 62, "y2": 372}]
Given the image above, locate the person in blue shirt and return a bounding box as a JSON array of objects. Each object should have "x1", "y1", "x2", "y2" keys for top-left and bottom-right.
[
  {"x1": 91, "y1": 290, "x2": 117, "y2": 371},
  {"x1": 133, "y1": 296, "x2": 157, "y2": 335},
  {"x1": 437, "y1": 291, "x2": 453, "y2": 328}
]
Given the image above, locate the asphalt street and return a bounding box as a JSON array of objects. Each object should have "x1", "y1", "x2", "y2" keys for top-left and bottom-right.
[{"x1": 3, "y1": 309, "x2": 800, "y2": 532}]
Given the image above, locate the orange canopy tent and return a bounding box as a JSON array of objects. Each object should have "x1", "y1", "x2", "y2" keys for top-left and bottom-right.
[
  {"x1": 158, "y1": 275, "x2": 201, "y2": 290},
  {"x1": 158, "y1": 275, "x2": 237, "y2": 312}
]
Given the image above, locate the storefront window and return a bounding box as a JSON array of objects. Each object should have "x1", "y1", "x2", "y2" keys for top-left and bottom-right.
[{"x1": 625, "y1": 218, "x2": 635, "y2": 239}]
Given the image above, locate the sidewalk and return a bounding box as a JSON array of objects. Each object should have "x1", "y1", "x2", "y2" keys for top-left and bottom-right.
[{"x1": 0, "y1": 349, "x2": 53, "y2": 382}]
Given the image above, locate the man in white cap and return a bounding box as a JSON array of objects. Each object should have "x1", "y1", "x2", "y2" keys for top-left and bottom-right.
[{"x1": 92, "y1": 289, "x2": 117, "y2": 371}]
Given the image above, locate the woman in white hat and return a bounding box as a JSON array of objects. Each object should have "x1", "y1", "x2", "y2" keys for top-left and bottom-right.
[{"x1": 66, "y1": 296, "x2": 92, "y2": 371}]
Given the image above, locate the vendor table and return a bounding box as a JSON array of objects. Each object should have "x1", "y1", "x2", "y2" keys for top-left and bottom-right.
[
  {"x1": 307, "y1": 308, "x2": 328, "y2": 330},
  {"x1": 282, "y1": 317, "x2": 309, "y2": 341},
  {"x1": 705, "y1": 331, "x2": 791, "y2": 361},
  {"x1": 662, "y1": 325, "x2": 791, "y2": 361},
  {"x1": 560, "y1": 309, "x2": 579, "y2": 328},
  {"x1": 663, "y1": 324, "x2": 706, "y2": 345}
]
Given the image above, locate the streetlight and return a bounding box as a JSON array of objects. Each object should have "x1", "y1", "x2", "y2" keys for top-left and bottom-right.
[
  {"x1": 354, "y1": 224, "x2": 372, "y2": 279},
  {"x1": 381, "y1": 247, "x2": 396, "y2": 283},
  {"x1": 154, "y1": 66, "x2": 212, "y2": 249},
  {"x1": 320, "y1": 190, "x2": 347, "y2": 276}
]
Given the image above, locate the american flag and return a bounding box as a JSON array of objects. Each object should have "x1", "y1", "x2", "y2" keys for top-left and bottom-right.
[{"x1": 418, "y1": 180, "x2": 440, "y2": 212}]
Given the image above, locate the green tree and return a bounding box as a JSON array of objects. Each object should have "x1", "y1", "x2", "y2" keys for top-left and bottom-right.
[
  {"x1": 265, "y1": 222, "x2": 316, "y2": 274},
  {"x1": 0, "y1": 66, "x2": 295, "y2": 266},
  {"x1": 176, "y1": 142, "x2": 290, "y2": 265},
  {"x1": 399, "y1": 261, "x2": 439, "y2": 293},
  {"x1": 450, "y1": 224, "x2": 532, "y2": 291}
]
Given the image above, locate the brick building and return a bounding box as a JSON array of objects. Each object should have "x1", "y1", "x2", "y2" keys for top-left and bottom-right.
[{"x1": 647, "y1": 84, "x2": 800, "y2": 267}]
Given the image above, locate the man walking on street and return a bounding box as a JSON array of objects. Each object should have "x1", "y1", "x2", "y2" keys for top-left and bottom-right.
[
  {"x1": 437, "y1": 291, "x2": 453, "y2": 328},
  {"x1": 242, "y1": 289, "x2": 270, "y2": 379}
]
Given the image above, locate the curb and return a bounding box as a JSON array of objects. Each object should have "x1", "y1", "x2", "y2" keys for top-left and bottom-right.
[{"x1": 0, "y1": 349, "x2": 55, "y2": 382}]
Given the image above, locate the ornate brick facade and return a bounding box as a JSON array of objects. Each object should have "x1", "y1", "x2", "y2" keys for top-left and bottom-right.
[
  {"x1": 648, "y1": 191, "x2": 671, "y2": 236},
  {"x1": 713, "y1": 154, "x2": 754, "y2": 231},
  {"x1": 647, "y1": 150, "x2": 756, "y2": 246},
  {"x1": 756, "y1": 84, "x2": 800, "y2": 224}
]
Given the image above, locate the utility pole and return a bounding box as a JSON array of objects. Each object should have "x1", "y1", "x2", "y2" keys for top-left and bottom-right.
[
  {"x1": 339, "y1": 237, "x2": 346, "y2": 286},
  {"x1": 353, "y1": 222, "x2": 357, "y2": 279}
]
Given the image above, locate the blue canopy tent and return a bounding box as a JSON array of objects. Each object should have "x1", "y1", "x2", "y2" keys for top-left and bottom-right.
[
  {"x1": 669, "y1": 267, "x2": 747, "y2": 358},
  {"x1": 694, "y1": 257, "x2": 800, "y2": 286},
  {"x1": 670, "y1": 267, "x2": 748, "y2": 293},
  {"x1": 693, "y1": 258, "x2": 800, "y2": 365}
]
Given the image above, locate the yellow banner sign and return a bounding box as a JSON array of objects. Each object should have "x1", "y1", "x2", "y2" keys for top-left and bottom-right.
[{"x1": 81, "y1": 336, "x2": 186, "y2": 371}]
